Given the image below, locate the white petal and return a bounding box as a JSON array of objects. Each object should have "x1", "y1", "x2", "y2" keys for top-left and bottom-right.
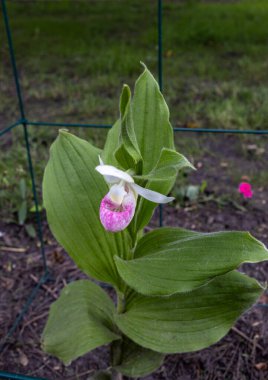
[
  {"x1": 96, "y1": 165, "x2": 134, "y2": 184},
  {"x1": 131, "y1": 183, "x2": 174, "y2": 204}
]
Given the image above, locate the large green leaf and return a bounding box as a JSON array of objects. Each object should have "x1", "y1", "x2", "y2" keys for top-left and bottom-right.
[
  {"x1": 132, "y1": 65, "x2": 174, "y2": 174},
  {"x1": 115, "y1": 228, "x2": 268, "y2": 296},
  {"x1": 115, "y1": 271, "x2": 263, "y2": 353},
  {"x1": 115, "y1": 338, "x2": 164, "y2": 377},
  {"x1": 42, "y1": 280, "x2": 120, "y2": 365},
  {"x1": 43, "y1": 130, "x2": 131, "y2": 288},
  {"x1": 133, "y1": 227, "x2": 201, "y2": 258}
]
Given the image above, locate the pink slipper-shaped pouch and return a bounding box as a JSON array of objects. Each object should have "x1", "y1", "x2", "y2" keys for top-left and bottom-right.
[{"x1": 100, "y1": 190, "x2": 136, "y2": 232}]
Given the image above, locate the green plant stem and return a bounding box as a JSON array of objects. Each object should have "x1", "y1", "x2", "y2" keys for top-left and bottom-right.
[
  {"x1": 117, "y1": 291, "x2": 125, "y2": 314},
  {"x1": 109, "y1": 292, "x2": 125, "y2": 380},
  {"x1": 111, "y1": 339, "x2": 123, "y2": 380},
  {"x1": 111, "y1": 368, "x2": 123, "y2": 380}
]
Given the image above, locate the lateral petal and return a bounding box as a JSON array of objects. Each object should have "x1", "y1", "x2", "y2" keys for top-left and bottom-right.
[{"x1": 131, "y1": 183, "x2": 174, "y2": 204}]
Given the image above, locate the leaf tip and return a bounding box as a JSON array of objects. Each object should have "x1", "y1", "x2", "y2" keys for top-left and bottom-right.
[
  {"x1": 246, "y1": 231, "x2": 267, "y2": 246},
  {"x1": 138, "y1": 62, "x2": 161, "y2": 93},
  {"x1": 122, "y1": 84, "x2": 131, "y2": 98},
  {"x1": 140, "y1": 61, "x2": 147, "y2": 70},
  {"x1": 120, "y1": 84, "x2": 131, "y2": 115},
  {"x1": 261, "y1": 280, "x2": 267, "y2": 291},
  {"x1": 59, "y1": 128, "x2": 69, "y2": 135},
  {"x1": 139, "y1": 61, "x2": 153, "y2": 79},
  {"x1": 187, "y1": 160, "x2": 196, "y2": 171},
  {"x1": 58, "y1": 128, "x2": 73, "y2": 142}
]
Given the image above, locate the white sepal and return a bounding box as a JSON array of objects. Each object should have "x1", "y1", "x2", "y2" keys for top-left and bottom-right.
[
  {"x1": 97, "y1": 157, "x2": 119, "y2": 184},
  {"x1": 131, "y1": 183, "x2": 174, "y2": 204},
  {"x1": 96, "y1": 165, "x2": 134, "y2": 184}
]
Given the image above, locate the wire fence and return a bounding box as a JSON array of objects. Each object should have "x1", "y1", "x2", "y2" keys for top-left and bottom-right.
[{"x1": 0, "y1": 0, "x2": 268, "y2": 379}]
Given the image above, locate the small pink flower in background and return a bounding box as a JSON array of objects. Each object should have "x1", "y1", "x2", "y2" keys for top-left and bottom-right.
[{"x1": 238, "y1": 182, "x2": 253, "y2": 199}]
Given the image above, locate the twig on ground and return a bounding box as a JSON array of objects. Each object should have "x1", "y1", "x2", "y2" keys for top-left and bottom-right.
[
  {"x1": 21, "y1": 311, "x2": 49, "y2": 330},
  {"x1": 0, "y1": 246, "x2": 26, "y2": 253},
  {"x1": 231, "y1": 326, "x2": 263, "y2": 350},
  {"x1": 30, "y1": 274, "x2": 58, "y2": 300},
  {"x1": 67, "y1": 369, "x2": 95, "y2": 379}
]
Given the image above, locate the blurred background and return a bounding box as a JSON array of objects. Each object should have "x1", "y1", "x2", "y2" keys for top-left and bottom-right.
[{"x1": 1, "y1": 1, "x2": 268, "y2": 378}]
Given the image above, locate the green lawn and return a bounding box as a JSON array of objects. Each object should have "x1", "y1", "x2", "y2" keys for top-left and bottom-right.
[{"x1": 1, "y1": 0, "x2": 268, "y2": 221}]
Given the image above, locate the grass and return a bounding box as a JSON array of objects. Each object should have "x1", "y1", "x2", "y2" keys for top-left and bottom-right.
[{"x1": 1, "y1": 0, "x2": 268, "y2": 221}]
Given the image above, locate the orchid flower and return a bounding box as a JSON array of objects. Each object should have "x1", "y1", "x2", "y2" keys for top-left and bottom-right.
[{"x1": 95, "y1": 157, "x2": 174, "y2": 232}]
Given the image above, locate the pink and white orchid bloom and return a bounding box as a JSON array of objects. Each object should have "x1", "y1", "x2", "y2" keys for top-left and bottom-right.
[{"x1": 96, "y1": 158, "x2": 174, "y2": 232}]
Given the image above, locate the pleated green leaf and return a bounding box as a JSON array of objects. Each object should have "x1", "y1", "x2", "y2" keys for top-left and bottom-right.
[
  {"x1": 133, "y1": 227, "x2": 201, "y2": 258},
  {"x1": 115, "y1": 271, "x2": 263, "y2": 353},
  {"x1": 132, "y1": 65, "x2": 174, "y2": 174},
  {"x1": 134, "y1": 148, "x2": 195, "y2": 182},
  {"x1": 115, "y1": 228, "x2": 268, "y2": 295},
  {"x1": 115, "y1": 338, "x2": 164, "y2": 377},
  {"x1": 115, "y1": 84, "x2": 142, "y2": 171},
  {"x1": 102, "y1": 119, "x2": 120, "y2": 166},
  {"x1": 42, "y1": 280, "x2": 120, "y2": 365},
  {"x1": 43, "y1": 130, "x2": 131, "y2": 288}
]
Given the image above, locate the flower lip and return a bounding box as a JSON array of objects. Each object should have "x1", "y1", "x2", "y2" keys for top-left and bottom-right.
[{"x1": 100, "y1": 191, "x2": 136, "y2": 232}]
